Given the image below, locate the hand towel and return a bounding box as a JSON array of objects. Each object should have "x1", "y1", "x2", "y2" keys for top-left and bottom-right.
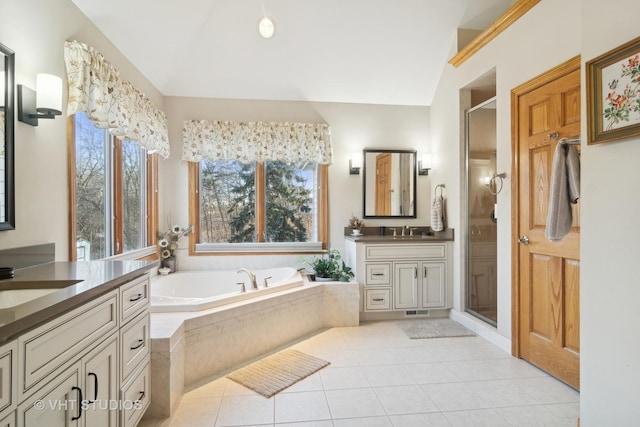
[
  {"x1": 431, "y1": 194, "x2": 445, "y2": 232},
  {"x1": 545, "y1": 139, "x2": 580, "y2": 242}
]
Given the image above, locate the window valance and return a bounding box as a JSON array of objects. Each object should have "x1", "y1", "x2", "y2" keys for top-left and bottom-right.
[
  {"x1": 64, "y1": 40, "x2": 170, "y2": 158},
  {"x1": 182, "y1": 120, "x2": 333, "y2": 165}
]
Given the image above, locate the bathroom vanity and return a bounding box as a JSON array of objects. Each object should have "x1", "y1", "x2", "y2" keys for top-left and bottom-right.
[
  {"x1": 345, "y1": 229, "x2": 454, "y2": 320},
  {"x1": 0, "y1": 260, "x2": 155, "y2": 427}
]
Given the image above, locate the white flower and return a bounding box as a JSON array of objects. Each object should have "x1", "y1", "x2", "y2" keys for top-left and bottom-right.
[
  {"x1": 159, "y1": 239, "x2": 169, "y2": 248},
  {"x1": 172, "y1": 225, "x2": 182, "y2": 233},
  {"x1": 161, "y1": 249, "x2": 171, "y2": 259}
]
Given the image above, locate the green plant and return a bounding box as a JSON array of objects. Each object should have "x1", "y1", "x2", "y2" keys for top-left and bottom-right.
[{"x1": 300, "y1": 249, "x2": 354, "y2": 282}]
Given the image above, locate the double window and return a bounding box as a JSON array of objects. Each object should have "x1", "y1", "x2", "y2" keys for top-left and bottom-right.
[
  {"x1": 189, "y1": 160, "x2": 328, "y2": 253},
  {"x1": 70, "y1": 112, "x2": 158, "y2": 260}
]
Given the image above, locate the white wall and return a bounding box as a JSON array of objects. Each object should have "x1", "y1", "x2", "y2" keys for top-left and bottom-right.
[
  {"x1": 432, "y1": 0, "x2": 640, "y2": 423},
  {"x1": 162, "y1": 97, "x2": 431, "y2": 269},
  {"x1": 0, "y1": 0, "x2": 163, "y2": 259},
  {"x1": 581, "y1": 0, "x2": 640, "y2": 424}
]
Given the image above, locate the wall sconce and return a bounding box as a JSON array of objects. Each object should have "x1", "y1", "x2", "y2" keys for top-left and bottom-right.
[
  {"x1": 349, "y1": 152, "x2": 362, "y2": 175},
  {"x1": 18, "y1": 73, "x2": 62, "y2": 126},
  {"x1": 418, "y1": 154, "x2": 432, "y2": 175}
]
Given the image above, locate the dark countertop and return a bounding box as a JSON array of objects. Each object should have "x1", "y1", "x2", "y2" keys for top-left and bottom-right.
[
  {"x1": 0, "y1": 260, "x2": 157, "y2": 344},
  {"x1": 344, "y1": 228, "x2": 454, "y2": 243}
]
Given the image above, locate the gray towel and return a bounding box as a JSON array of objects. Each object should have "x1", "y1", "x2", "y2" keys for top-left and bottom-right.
[{"x1": 545, "y1": 139, "x2": 580, "y2": 242}]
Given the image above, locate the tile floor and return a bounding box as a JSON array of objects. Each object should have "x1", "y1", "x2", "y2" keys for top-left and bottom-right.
[{"x1": 140, "y1": 320, "x2": 579, "y2": 427}]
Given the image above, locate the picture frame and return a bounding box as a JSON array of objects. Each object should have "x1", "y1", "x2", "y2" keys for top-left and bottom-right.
[{"x1": 587, "y1": 36, "x2": 640, "y2": 144}]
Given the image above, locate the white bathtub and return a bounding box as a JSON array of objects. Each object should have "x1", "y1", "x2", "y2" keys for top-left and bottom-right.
[{"x1": 150, "y1": 267, "x2": 303, "y2": 312}]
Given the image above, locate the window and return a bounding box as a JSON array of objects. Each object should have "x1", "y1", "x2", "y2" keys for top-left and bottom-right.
[
  {"x1": 70, "y1": 112, "x2": 158, "y2": 260},
  {"x1": 190, "y1": 160, "x2": 328, "y2": 254}
]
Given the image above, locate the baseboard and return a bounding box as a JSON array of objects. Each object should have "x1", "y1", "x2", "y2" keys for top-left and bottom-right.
[{"x1": 449, "y1": 310, "x2": 511, "y2": 354}]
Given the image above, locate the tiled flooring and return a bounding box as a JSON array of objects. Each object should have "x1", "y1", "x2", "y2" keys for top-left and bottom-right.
[{"x1": 141, "y1": 320, "x2": 579, "y2": 427}]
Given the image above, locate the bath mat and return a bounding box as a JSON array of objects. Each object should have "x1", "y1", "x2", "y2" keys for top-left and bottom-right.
[
  {"x1": 399, "y1": 318, "x2": 476, "y2": 339},
  {"x1": 226, "y1": 349, "x2": 330, "y2": 398}
]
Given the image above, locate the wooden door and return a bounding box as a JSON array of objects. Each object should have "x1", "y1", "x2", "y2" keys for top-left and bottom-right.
[
  {"x1": 375, "y1": 153, "x2": 391, "y2": 215},
  {"x1": 512, "y1": 57, "x2": 581, "y2": 390}
]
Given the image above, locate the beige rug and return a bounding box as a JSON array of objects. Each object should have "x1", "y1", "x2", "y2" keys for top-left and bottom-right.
[
  {"x1": 226, "y1": 349, "x2": 330, "y2": 397},
  {"x1": 399, "y1": 318, "x2": 476, "y2": 339}
]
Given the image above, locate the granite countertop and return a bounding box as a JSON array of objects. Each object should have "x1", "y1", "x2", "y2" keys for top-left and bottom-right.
[
  {"x1": 0, "y1": 260, "x2": 157, "y2": 343},
  {"x1": 344, "y1": 228, "x2": 454, "y2": 243}
]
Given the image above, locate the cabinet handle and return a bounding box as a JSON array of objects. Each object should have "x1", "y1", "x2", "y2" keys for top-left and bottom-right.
[
  {"x1": 423, "y1": 266, "x2": 427, "y2": 278},
  {"x1": 372, "y1": 273, "x2": 384, "y2": 276},
  {"x1": 71, "y1": 386, "x2": 83, "y2": 421},
  {"x1": 372, "y1": 298, "x2": 384, "y2": 302},
  {"x1": 414, "y1": 267, "x2": 417, "y2": 279},
  {"x1": 129, "y1": 293, "x2": 144, "y2": 302},
  {"x1": 88, "y1": 372, "x2": 98, "y2": 402},
  {"x1": 130, "y1": 339, "x2": 145, "y2": 350},
  {"x1": 137, "y1": 391, "x2": 146, "y2": 402}
]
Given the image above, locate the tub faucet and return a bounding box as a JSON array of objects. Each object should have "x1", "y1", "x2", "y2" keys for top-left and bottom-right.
[{"x1": 237, "y1": 268, "x2": 258, "y2": 290}]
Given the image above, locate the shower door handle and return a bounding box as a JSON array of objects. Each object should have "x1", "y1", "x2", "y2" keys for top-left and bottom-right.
[{"x1": 517, "y1": 235, "x2": 529, "y2": 245}]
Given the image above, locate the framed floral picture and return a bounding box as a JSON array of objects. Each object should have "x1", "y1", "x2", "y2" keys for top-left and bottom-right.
[{"x1": 587, "y1": 36, "x2": 640, "y2": 144}]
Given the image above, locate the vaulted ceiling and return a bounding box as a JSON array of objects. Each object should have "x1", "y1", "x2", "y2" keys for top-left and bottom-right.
[{"x1": 71, "y1": 0, "x2": 514, "y2": 106}]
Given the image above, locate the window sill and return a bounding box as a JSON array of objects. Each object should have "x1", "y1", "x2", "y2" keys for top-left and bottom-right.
[
  {"x1": 195, "y1": 241, "x2": 323, "y2": 254},
  {"x1": 103, "y1": 246, "x2": 157, "y2": 261}
]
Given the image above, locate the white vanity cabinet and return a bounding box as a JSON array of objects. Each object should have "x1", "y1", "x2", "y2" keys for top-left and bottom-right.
[
  {"x1": 10, "y1": 272, "x2": 151, "y2": 427},
  {"x1": 346, "y1": 241, "x2": 452, "y2": 315},
  {"x1": 0, "y1": 340, "x2": 17, "y2": 427}
]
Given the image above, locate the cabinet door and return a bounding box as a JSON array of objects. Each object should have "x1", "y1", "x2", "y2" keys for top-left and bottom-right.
[
  {"x1": 421, "y1": 262, "x2": 446, "y2": 308},
  {"x1": 83, "y1": 335, "x2": 118, "y2": 427},
  {"x1": 18, "y1": 362, "x2": 81, "y2": 427},
  {"x1": 394, "y1": 263, "x2": 418, "y2": 309}
]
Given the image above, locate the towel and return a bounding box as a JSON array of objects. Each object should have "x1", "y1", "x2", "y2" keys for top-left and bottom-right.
[
  {"x1": 431, "y1": 194, "x2": 445, "y2": 232},
  {"x1": 545, "y1": 139, "x2": 580, "y2": 241}
]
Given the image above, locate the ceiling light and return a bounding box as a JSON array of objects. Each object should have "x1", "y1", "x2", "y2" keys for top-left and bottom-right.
[{"x1": 258, "y1": 16, "x2": 275, "y2": 39}]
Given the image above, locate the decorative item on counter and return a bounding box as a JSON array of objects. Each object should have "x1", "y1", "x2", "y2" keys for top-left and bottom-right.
[
  {"x1": 158, "y1": 267, "x2": 171, "y2": 276},
  {"x1": 299, "y1": 249, "x2": 354, "y2": 282},
  {"x1": 348, "y1": 214, "x2": 365, "y2": 235},
  {"x1": 157, "y1": 224, "x2": 194, "y2": 273}
]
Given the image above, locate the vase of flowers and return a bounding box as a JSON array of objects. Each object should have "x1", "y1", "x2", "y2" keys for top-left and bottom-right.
[
  {"x1": 300, "y1": 249, "x2": 354, "y2": 282},
  {"x1": 348, "y1": 214, "x2": 365, "y2": 235},
  {"x1": 158, "y1": 225, "x2": 194, "y2": 273}
]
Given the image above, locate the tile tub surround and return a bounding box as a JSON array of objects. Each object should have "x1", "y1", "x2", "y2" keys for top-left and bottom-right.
[{"x1": 147, "y1": 279, "x2": 359, "y2": 419}]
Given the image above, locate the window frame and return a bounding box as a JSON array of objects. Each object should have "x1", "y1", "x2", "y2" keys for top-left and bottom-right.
[
  {"x1": 67, "y1": 115, "x2": 159, "y2": 261},
  {"x1": 188, "y1": 161, "x2": 328, "y2": 256}
]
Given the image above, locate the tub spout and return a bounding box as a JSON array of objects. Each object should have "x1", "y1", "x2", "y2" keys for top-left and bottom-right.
[{"x1": 237, "y1": 268, "x2": 258, "y2": 290}]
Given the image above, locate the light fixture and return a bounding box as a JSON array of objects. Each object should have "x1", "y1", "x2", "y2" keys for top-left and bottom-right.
[
  {"x1": 258, "y1": 16, "x2": 275, "y2": 39},
  {"x1": 349, "y1": 152, "x2": 362, "y2": 175},
  {"x1": 17, "y1": 73, "x2": 62, "y2": 126},
  {"x1": 418, "y1": 153, "x2": 432, "y2": 175}
]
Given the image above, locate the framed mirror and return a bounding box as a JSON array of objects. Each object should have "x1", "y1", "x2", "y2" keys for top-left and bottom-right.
[
  {"x1": 362, "y1": 149, "x2": 416, "y2": 218},
  {"x1": 0, "y1": 42, "x2": 15, "y2": 230}
]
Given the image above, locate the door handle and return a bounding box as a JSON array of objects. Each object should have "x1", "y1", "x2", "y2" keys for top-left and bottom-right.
[{"x1": 518, "y1": 235, "x2": 529, "y2": 245}]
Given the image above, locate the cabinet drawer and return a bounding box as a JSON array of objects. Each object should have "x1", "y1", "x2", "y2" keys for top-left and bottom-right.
[
  {"x1": 364, "y1": 289, "x2": 391, "y2": 311},
  {"x1": 0, "y1": 341, "x2": 16, "y2": 415},
  {"x1": 365, "y1": 263, "x2": 391, "y2": 286},
  {"x1": 19, "y1": 291, "x2": 118, "y2": 398},
  {"x1": 120, "y1": 361, "x2": 150, "y2": 427},
  {"x1": 120, "y1": 312, "x2": 149, "y2": 383},
  {"x1": 120, "y1": 274, "x2": 150, "y2": 324},
  {"x1": 365, "y1": 244, "x2": 446, "y2": 260},
  {"x1": 0, "y1": 410, "x2": 14, "y2": 427}
]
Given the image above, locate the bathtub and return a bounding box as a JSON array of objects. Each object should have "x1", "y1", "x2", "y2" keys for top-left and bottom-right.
[{"x1": 150, "y1": 267, "x2": 304, "y2": 312}]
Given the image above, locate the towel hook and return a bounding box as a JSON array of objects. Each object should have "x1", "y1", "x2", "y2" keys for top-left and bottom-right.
[{"x1": 544, "y1": 131, "x2": 559, "y2": 142}]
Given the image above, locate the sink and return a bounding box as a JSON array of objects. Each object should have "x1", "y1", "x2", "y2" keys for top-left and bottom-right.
[{"x1": 0, "y1": 288, "x2": 60, "y2": 309}]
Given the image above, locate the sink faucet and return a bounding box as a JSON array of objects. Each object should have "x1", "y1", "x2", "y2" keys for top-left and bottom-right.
[{"x1": 237, "y1": 268, "x2": 258, "y2": 290}]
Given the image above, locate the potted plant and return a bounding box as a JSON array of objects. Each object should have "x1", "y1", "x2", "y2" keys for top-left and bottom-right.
[
  {"x1": 301, "y1": 249, "x2": 354, "y2": 282},
  {"x1": 348, "y1": 214, "x2": 365, "y2": 235}
]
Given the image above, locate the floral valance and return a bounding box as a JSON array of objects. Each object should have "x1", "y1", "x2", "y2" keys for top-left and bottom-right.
[
  {"x1": 182, "y1": 120, "x2": 333, "y2": 164},
  {"x1": 64, "y1": 40, "x2": 170, "y2": 158}
]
